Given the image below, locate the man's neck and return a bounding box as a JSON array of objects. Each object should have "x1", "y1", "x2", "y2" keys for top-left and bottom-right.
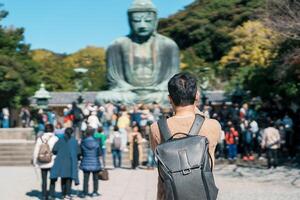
[{"x1": 174, "y1": 105, "x2": 196, "y2": 117}]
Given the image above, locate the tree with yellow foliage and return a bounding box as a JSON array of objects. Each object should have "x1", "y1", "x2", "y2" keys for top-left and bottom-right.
[
  {"x1": 63, "y1": 46, "x2": 107, "y2": 90},
  {"x1": 32, "y1": 46, "x2": 107, "y2": 92},
  {"x1": 31, "y1": 49, "x2": 75, "y2": 91},
  {"x1": 221, "y1": 20, "x2": 280, "y2": 69}
]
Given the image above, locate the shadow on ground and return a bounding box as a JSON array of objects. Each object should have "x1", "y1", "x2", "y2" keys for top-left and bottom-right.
[
  {"x1": 26, "y1": 189, "x2": 79, "y2": 199},
  {"x1": 26, "y1": 190, "x2": 41, "y2": 199}
]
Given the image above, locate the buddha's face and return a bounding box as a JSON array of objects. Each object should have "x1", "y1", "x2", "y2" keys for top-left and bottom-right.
[{"x1": 129, "y1": 11, "x2": 157, "y2": 38}]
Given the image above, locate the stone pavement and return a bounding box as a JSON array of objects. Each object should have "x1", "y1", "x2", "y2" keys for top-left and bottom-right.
[
  {"x1": 214, "y1": 164, "x2": 300, "y2": 200},
  {"x1": 0, "y1": 164, "x2": 299, "y2": 200}
]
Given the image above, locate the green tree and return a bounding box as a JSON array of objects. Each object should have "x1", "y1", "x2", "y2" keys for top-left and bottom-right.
[
  {"x1": 159, "y1": 0, "x2": 264, "y2": 62},
  {"x1": 220, "y1": 20, "x2": 281, "y2": 92},
  {"x1": 31, "y1": 49, "x2": 75, "y2": 91},
  {"x1": 221, "y1": 21, "x2": 280, "y2": 69},
  {"x1": 244, "y1": 40, "x2": 300, "y2": 109},
  {"x1": 63, "y1": 46, "x2": 107, "y2": 90},
  {"x1": 0, "y1": 6, "x2": 39, "y2": 107},
  {"x1": 158, "y1": 0, "x2": 264, "y2": 88}
]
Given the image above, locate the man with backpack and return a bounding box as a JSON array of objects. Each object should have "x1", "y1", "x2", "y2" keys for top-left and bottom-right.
[
  {"x1": 110, "y1": 126, "x2": 122, "y2": 168},
  {"x1": 150, "y1": 72, "x2": 221, "y2": 200},
  {"x1": 69, "y1": 102, "x2": 84, "y2": 139}
]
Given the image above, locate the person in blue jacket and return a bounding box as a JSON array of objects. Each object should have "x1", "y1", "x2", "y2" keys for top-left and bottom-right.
[
  {"x1": 79, "y1": 127, "x2": 102, "y2": 198},
  {"x1": 50, "y1": 127, "x2": 80, "y2": 199}
]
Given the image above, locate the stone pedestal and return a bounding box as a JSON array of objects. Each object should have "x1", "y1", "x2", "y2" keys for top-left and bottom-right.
[
  {"x1": 95, "y1": 89, "x2": 169, "y2": 106},
  {"x1": 0, "y1": 128, "x2": 35, "y2": 166}
]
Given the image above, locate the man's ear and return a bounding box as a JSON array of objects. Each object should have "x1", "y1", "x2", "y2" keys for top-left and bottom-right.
[
  {"x1": 168, "y1": 95, "x2": 175, "y2": 109},
  {"x1": 195, "y1": 91, "x2": 200, "y2": 104},
  {"x1": 168, "y1": 95, "x2": 173, "y2": 105}
]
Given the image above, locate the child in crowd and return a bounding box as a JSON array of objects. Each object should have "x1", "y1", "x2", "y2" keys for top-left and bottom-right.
[
  {"x1": 54, "y1": 122, "x2": 65, "y2": 139},
  {"x1": 225, "y1": 126, "x2": 239, "y2": 161}
]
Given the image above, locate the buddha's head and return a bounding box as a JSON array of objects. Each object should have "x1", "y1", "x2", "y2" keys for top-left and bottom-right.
[{"x1": 128, "y1": 0, "x2": 158, "y2": 39}]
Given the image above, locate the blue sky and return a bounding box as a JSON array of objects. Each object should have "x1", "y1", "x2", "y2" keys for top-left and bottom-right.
[{"x1": 1, "y1": 0, "x2": 193, "y2": 54}]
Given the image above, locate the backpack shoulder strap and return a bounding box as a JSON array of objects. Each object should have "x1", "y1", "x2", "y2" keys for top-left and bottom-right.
[
  {"x1": 188, "y1": 114, "x2": 205, "y2": 136},
  {"x1": 157, "y1": 117, "x2": 172, "y2": 143},
  {"x1": 39, "y1": 136, "x2": 45, "y2": 144},
  {"x1": 45, "y1": 135, "x2": 52, "y2": 144},
  {"x1": 40, "y1": 135, "x2": 52, "y2": 144}
]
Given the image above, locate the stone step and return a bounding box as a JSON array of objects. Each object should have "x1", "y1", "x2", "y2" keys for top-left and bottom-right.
[
  {"x1": 0, "y1": 128, "x2": 34, "y2": 140},
  {"x1": 0, "y1": 160, "x2": 33, "y2": 166},
  {"x1": 0, "y1": 140, "x2": 150, "y2": 166},
  {"x1": 0, "y1": 148, "x2": 34, "y2": 152},
  {"x1": 0, "y1": 143, "x2": 34, "y2": 146},
  {"x1": 0, "y1": 142, "x2": 34, "y2": 145},
  {"x1": 0, "y1": 141, "x2": 35, "y2": 166},
  {"x1": 0, "y1": 141, "x2": 34, "y2": 148},
  {"x1": 0, "y1": 154, "x2": 32, "y2": 159},
  {"x1": 0, "y1": 150, "x2": 34, "y2": 155}
]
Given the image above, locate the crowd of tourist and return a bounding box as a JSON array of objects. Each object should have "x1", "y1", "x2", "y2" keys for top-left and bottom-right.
[
  {"x1": 203, "y1": 102, "x2": 297, "y2": 168},
  {"x1": 32, "y1": 101, "x2": 160, "y2": 199},
  {"x1": 2, "y1": 99, "x2": 295, "y2": 199}
]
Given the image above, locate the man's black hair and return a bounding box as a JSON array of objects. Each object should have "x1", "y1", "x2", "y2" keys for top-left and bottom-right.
[
  {"x1": 64, "y1": 127, "x2": 73, "y2": 140},
  {"x1": 45, "y1": 124, "x2": 54, "y2": 133},
  {"x1": 97, "y1": 126, "x2": 103, "y2": 133},
  {"x1": 114, "y1": 126, "x2": 119, "y2": 132},
  {"x1": 168, "y1": 72, "x2": 198, "y2": 107},
  {"x1": 86, "y1": 126, "x2": 95, "y2": 137},
  {"x1": 72, "y1": 101, "x2": 77, "y2": 108}
]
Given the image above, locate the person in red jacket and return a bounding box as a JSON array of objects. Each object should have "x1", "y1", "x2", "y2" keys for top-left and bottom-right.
[{"x1": 225, "y1": 126, "x2": 239, "y2": 160}]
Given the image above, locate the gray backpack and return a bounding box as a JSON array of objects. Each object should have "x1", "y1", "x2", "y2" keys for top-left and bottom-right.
[
  {"x1": 112, "y1": 135, "x2": 122, "y2": 150},
  {"x1": 155, "y1": 114, "x2": 218, "y2": 200}
]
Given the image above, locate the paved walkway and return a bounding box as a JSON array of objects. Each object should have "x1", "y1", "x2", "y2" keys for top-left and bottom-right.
[{"x1": 0, "y1": 165, "x2": 299, "y2": 200}]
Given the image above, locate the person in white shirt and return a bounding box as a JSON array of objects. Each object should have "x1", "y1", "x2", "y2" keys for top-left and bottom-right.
[
  {"x1": 262, "y1": 121, "x2": 281, "y2": 169},
  {"x1": 33, "y1": 124, "x2": 59, "y2": 200},
  {"x1": 87, "y1": 111, "x2": 102, "y2": 131}
]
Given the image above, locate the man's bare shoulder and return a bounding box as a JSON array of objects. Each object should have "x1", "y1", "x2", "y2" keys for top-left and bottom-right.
[
  {"x1": 202, "y1": 118, "x2": 221, "y2": 143},
  {"x1": 204, "y1": 118, "x2": 221, "y2": 132},
  {"x1": 150, "y1": 122, "x2": 159, "y2": 135},
  {"x1": 150, "y1": 122, "x2": 161, "y2": 150}
]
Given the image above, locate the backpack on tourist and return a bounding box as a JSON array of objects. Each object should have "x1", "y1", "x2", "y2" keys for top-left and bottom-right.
[
  {"x1": 37, "y1": 136, "x2": 52, "y2": 163},
  {"x1": 112, "y1": 135, "x2": 122, "y2": 150},
  {"x1": 155, "y1": 114, "x2": 218, "y2": 200},
  {"x1": 73, "y1": 108, "x2": 83, "y2": 121}
]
